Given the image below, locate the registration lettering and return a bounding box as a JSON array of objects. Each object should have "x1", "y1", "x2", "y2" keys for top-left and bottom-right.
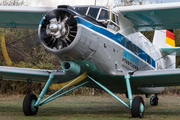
[{"x1": 123, "y1": 49, "x2": 139, "y2": 66}]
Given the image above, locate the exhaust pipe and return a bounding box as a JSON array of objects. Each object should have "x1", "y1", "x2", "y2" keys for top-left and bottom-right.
[{"x1": 61, "y1": 61, "x2": 80, "y2": 75}]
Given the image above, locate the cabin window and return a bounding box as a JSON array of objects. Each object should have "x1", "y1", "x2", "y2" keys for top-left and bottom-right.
[
  {"x1": 147, "y1": 55, "x2": 150, "y2": 63},
  {"x1": 132, "y1": 44, "x2": 135, "y2": 53},
  {"x1": 75, "y1": 7, "x2": 88, "y2": 15},
  {"x1": 123, "y1": 38, "x2": 126, "y2": 47},
  {"x1": 128, "y1": 41, "x2": 131, "y2": 50},
  {"x1": 136, "y1": 46, "x2": 139, "y2": 55},
  {"x1": 87, "y1": 8, "x2": 99, "y2": 19}
]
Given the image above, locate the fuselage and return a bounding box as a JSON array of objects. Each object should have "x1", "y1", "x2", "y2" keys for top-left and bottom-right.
[{"x1": 38, "y1": 5, "x2": 167, "y2": 94}]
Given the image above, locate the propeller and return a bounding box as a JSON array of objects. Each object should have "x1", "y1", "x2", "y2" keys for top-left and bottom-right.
[{"x1": 39, "y1": 9, "x2": 77, "y2": 50}]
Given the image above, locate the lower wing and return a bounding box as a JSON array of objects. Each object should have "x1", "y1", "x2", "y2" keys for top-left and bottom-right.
[
  {"x1": 0, "y1": 66, "x2": 79, "y2": 84},
  {"x1": 131, "y1": 69, "x2": 180, "y2": 87}
]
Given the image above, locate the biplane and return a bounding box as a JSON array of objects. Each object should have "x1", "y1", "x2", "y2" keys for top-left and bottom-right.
[{"x1": 0, "y1": 2, "x2": 180, "y2": 118}]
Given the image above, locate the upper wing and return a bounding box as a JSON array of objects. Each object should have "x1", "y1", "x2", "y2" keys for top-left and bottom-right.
[
  {"x1": 131, "y1": 69, "x2": 180, "y2": 87},
  {"x1": 113, "y1": 2, "x2": 180, "y2": 31},
  {"x1": 0, "y1": 6, "x2": 55, "y2": 29}
]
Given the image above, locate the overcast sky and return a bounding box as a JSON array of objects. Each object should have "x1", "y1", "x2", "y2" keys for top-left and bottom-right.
[
  {"x1": 0, "y1": 0, "x2": 179, "y2": 7},
  {"x1": 28, "y1": 0, "x2": 180, "y2": 7}
]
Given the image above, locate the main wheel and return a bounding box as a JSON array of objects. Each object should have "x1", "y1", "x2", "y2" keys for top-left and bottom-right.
[
  {"x1": 23, "y1": 94, "x2": 38, "y2": 116},
  {"x1": 150, "y1": 96, "x2": 158, "y2": 106},
  {"x1": 131, "y1": 96, "x2": 145, "y2": 118}
]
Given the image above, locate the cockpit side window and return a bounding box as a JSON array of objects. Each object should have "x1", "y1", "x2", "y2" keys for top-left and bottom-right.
[
  {"x1": 111, "y1": 12, "x2": 119, "y2": 24},
  {"x1": 87, "y1": 8, "x2": 100, "y2": 19},
  {"x1": 115, "y1": 15, "x2": 119, "y2": 25},
  {"x1": 111, "y1": 13, "x2": 116, "y2": 23},
  {"x1": 98, "y1": 9, "x2": 109, "y2": 20},
  {"x1": 75, "y1": 7, "x2": 88, "y2": 15}
]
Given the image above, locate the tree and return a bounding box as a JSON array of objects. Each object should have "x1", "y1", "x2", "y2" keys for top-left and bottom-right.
[
  {"x1": 0, "y1": 0, "x2": 29, "y2": 6},
  {"x1": 113, "y1": 0, "x2": 146, "y2": 7}
]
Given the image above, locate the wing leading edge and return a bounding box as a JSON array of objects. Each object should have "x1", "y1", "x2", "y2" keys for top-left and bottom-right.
[
  {"x1": 0, "y1": 66, "x2": 79, "y2": 84},
  {"x1": 114, "y1": 2, "x2": 180, "y2": 31}
]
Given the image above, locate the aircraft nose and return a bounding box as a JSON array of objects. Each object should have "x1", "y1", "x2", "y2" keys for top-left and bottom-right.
[{"x1": 38, "y1": 8, "x2": 77, "y2": 51}]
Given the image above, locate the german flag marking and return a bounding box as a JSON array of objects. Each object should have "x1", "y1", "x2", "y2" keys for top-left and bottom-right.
[{"x1": 166, "y1": 30, "x2": 175, "y2": 47}]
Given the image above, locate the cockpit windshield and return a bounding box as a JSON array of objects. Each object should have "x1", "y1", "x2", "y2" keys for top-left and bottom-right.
[
  {"x1": 87, "y1": 8, "x2": 100, "y2": 19},
  {"x1": 75, "y1": 7, "x2": 88, "y2": 15},
  {"x1": 74, "y1": 6, "x2": 120, "y2": 31},
  {"x1": 98, "y1": 9, "x2": 109, "y2": 20}
]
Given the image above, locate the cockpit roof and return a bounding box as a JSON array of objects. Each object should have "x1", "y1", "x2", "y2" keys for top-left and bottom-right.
[{"x1": 74, "y1": 5, "x2": 108, "y2": 9}]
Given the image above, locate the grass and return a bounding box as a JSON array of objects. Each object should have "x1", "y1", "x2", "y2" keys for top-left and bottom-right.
[{"x1": 0, "y1": 94, "x2": 180, "y2": 120}]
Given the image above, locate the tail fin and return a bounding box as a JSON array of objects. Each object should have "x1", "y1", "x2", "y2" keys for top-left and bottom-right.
[
  {"x1": 153, "y1": 30, "x2": 175, "y2": 48},
  {"x1": 153, "y1": 30, "x2": 175, "y2": 69}
]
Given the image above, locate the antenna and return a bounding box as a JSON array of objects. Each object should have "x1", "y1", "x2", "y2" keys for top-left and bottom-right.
[
  {"x1": 95, "y1": 0, "x2": 96, "y2": 6},
  {"x1": 105, "y1": 0, "x2": 109, "y2": 8}
]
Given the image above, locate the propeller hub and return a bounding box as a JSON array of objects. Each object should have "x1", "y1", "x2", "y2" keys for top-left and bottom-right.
[{"x1": 49, "y1": 23, "x2": 59, "y2": 33}]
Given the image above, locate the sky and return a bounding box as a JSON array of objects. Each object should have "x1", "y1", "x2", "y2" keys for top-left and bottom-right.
[
  {"x1": 28, "y1": 0, "x2": 180, "y2": 7},
  {"x1": 0, "y1": 0, "x2": 179, "y2": 7}
]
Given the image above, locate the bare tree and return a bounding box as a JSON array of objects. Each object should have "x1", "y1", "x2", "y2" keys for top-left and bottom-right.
[{"x1": 0, "y1": 0, "x2": 29, "y2": 6}]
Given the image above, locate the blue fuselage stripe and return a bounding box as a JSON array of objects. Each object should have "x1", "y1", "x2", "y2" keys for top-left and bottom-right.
[{"x1": 75, "y1": 17, "x2": 155, "y2": 68}]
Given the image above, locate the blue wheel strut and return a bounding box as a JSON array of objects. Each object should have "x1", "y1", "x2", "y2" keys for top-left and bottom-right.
[
  {"x1": 88, "y1": 75, "x2": 133, "y2": 109},
  {"x1": 125, "y1": 75, "x2": 133, "y2": 109}
]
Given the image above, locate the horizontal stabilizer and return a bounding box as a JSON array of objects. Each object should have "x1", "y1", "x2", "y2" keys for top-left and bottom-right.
[{"x1": 161, "y1": 47, "x2": 180, "y2": 56}]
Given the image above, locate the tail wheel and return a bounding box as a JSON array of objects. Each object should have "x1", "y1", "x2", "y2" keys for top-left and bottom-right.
[
  {"x1": 39, "y1": 9, "x2": 77, "y2": 50},
  {"x1": 131, "y1": 96, "x2": 145, "y2": 118},
  {"x1": 150, "y1": 96, "x2": 158, "y2": 106},
  {"x1": 23, "y1": 94, "x2": 38, "y2": 116}
]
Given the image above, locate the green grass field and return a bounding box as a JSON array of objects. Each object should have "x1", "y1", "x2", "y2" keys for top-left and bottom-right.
[{"x1": 0, "y1": 94, "x2": 180, "y2": 120}]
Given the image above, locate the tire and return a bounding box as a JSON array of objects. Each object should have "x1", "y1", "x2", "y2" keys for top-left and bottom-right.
[
  {"x1": 23, "y1": 94, "x2": 38, "y2": 116},
  {"x1": 131, "y1": 96, "x2": 145, "y2": 118},
  {"x1": 150, "y1": 96, "x2": 158, "y2": 106}
]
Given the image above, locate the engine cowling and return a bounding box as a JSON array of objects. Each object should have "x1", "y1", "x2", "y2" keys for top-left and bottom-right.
[{"x1": 38, "y1": 7, "x2": 78, "y2": 55}]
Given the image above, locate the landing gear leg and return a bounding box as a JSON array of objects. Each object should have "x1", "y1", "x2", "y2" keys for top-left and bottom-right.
[
  {"x1": 125, "y1": 75, "x2": 145, "y2": 118},
  {"x1": 23, "y1": 72, "x2": 88, "y2": 116},
  {"x1": 23, "y1": 74, "x2": 54, "y2": 116},
  {"x1": 150, "y1": 94, "x2": 158, "y2": 106}
]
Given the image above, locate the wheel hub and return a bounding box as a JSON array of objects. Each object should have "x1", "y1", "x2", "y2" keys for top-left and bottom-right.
[
  {"x1": 31, "y1": 100, "x2": 37, "y2": 112},
  {"x1": 140, "y1": 102, "x2": 144, "y2": 115}
]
